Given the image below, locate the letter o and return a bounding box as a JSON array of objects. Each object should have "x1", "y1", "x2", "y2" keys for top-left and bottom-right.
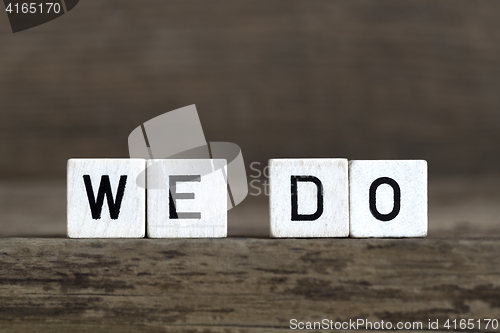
[{"x1": 369, "y1": 177, "x2": 401, "y2": 221}]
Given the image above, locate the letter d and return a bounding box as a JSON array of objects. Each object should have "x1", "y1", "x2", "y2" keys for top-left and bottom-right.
[{"x1": 291, "y1": 176, "x2": 324, "y2": 221}]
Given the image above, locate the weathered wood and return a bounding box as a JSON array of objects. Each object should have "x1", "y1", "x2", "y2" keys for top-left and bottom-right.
[
  {"x1": 0, "y1": 238, "x2": 499, "y2": 332},
  {"x1": 1, "y1": 1, "x2": 500, "y2": 177}
]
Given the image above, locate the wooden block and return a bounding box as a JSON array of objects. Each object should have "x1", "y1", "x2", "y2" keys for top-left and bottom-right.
[
  {"x1": 147, "y1": 159, "x2": 227, "y2": 238},
  {"x1": 269, "y1": 158, "x2": 349, "y2": 238},
  {"x1": 67, "y1": 159, "x2": 146, "y2": 238},
  {"x1": 349, "y1": 160, "x2": 428, "y2": 238}
]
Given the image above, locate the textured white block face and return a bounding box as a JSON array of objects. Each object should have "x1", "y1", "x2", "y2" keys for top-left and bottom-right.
[
  {"x1": 67, "y1": 159, "x2": 146, "y2": 238},
  {"x1": 147, "y1": 159, "x2": 227, "y2": 238},
  {"x1": 349, "y1": 160, "x2": 428, "y2": 238},
  {"x1": 269, "y1": 159, "x2": 349, "y2": 238}
]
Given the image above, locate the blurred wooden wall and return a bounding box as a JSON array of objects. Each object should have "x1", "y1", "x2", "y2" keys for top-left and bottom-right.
[{"x1": 0, "y1": 0, "x2": 499, "y2": 178}]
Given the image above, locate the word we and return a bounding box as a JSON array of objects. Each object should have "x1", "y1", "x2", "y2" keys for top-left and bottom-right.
[{"x1": 67, "y1": 159, "x2": 227, "y2": 238}]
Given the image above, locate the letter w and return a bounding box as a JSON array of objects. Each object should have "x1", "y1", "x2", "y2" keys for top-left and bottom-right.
[{"x1": 83, "y1": 175, "x2": 127, "y2": 220}]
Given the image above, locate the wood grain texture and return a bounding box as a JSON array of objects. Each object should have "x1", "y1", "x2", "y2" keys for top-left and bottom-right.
[
  {"x1": 0, "y1": 238, "x2": 499, "y2": 332},
  {"x1": 1, "y1": 1, "x2": 500, "y2": 177}
]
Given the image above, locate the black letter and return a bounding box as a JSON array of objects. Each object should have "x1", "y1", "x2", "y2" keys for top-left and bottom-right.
[
  {"x1": 369, "y1": 177, "x2": 401, "y2": 221},
  {"x1": 83, "y1": 175, "x2": 127, "y2": 220},
  {"x1": 169, "y1": 175, "x2": 201, "y2": 219},
  {"x1": 291, "y1": 176, "x2": 324, "y2": 221}
]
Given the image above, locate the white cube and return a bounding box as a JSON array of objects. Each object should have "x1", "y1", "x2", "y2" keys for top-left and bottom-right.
[
  {"x1": 147, "y1": 159, "x2": 227, "y2": 238},
  {"x1": 269, "y1": 158, "x2": 349, "y2": 238},
  {"x1": 349, "y1": 160, "x2": 427, "y2": 238},
  {"x1": 67, "y1": 159, "x2": 146, "y2": 238}
]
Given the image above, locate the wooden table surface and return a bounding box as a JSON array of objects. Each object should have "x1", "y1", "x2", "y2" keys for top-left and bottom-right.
[{"x1": 0, "y1": 176, "x2": 499, "y2": 332}]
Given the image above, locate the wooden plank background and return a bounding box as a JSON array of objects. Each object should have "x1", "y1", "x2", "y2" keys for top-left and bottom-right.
[{"x1": 0, "y1": 1, "x2": 500, "y2": 177}]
